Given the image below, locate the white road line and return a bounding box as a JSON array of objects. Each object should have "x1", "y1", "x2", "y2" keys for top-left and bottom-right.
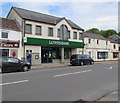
[
  {"x1": 0, "y1": 80, "x2": 29, "y2": 86},
  {"x1": 53, "y1": 70, "x2": 92, "y2": 77}
]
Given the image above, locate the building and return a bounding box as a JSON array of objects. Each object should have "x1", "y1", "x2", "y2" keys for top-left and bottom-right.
[
  {"x1": 7, "y1": 7, "x2": 84, "y2": 65},
  {"x1": 107, "y1": 35, "x2": 120, "y2": 60},
  {"x1": 83, "y1": 32, "x2": 111, "y2": 61},
  {"x1": 0, "y1": 18, "x2": 22, "y2": 59}
]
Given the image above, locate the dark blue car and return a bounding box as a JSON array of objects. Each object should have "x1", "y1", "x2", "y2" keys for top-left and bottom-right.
[{"x1": 70, "y1": 54, "x2": 94, "y2": 66}]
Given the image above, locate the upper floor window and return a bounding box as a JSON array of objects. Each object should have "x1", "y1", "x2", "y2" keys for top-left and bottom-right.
[
  {"x1": 106, "y1": 41, "x2": 108, "y2": 45},
  {"x1": 48, "y1": 27, "x2": 53, "y2": 36},
  {"x1": 88, "y1": 39, "x2": 91, "y2": 43},
  {"x1": 79, "y1": 33, "x2": 83, "y2": 40},
  {"x1": 25, "y1": 24, "x2": 32, "y2": 34},
  {"x1": 36, "y1": 25, "x2": 41, "y2": 35},
  {"x1": 113, "y1": 44, "x2": 116, "y2": 49},
  {"x1": 58, "y1": 25, "x2": 70, "y2": 40},
  {"x1": 73, "y1": 32, "x2": 77, "y2": 39},
  {"x1": 97, "y1": 40, "x2": 99, "y2": 44},
  {"x1": 1, "y1": 32, "x2": 8, "y2": 38},
  {"x1": 57, "y1": 29, "x2": 60, "y2": 37}
]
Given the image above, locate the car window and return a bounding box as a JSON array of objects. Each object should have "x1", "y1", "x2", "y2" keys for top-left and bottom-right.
[{"x1": 7, "y1": 58, "x2": 19, "y2": 63}]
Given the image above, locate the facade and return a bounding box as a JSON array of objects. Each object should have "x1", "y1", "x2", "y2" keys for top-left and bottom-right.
[
  {"x1": 83, "y1": 32, "x2": 111, "y2": 61},
  {"x1": 107, "y1": 35, "x2": 120, "y2": 60},
  {"x1": 0, "y1": 18, "x2": 22, "y2": 59},
  {"x1": 7, "y1": 7, "x2": 84, "y2": 65}
]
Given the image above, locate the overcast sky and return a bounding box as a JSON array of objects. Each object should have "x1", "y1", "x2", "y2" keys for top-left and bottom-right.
[{"x1": 0, "y1": 0, "x2": 119, "y2": 32}]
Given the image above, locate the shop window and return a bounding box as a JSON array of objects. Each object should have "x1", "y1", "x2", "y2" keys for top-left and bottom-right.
[
  {"x1": 25, "y1": 24, "x2": 32, "y2": 34},
  {"x1": 36, "y1": 25, "x2": 41, "y2": 35},
  {"x1": 113, "y1": 53, "x2": 118, "y2": 58},
  {"x1": 97, "y1": 52, "x2": 108, "y2": 59},
  {"x1": 73, "y1": 32, "x2": 77, "y2": 39},
  {"x1": 64, "y1": 48, "x2": 71, "y2": 59},
  {"x1": 48, "y1": 27, "x2": 53, "y2": 36},
  {"x1": 0, "y1": 49, "x2": 9, "y2": 57},
  {"x1": 52, "y1": 47, "x2": 60, "y2": 59},
  {"x1": 1, "y1": 32, "x2": 8, "y2": 38}
]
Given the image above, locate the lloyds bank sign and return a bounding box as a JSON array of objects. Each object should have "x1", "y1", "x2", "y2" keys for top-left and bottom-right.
[{"x1": 25, "y1": 37, "x2": 84, "y2": 48}]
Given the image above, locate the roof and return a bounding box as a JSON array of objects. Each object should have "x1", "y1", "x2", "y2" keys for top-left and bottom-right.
[
  {"x1": 107, "y1": 35, "x2": 120, "y2": 44},
  {"x1": 0, "y1": 18, "x2": 20, "y2": 31},
  {"x1": 83, "y1": 32, "x2": 107, "y2": 40},
  {"x1": 9, "y1": 6, "x2": 83, "y2": 31}
]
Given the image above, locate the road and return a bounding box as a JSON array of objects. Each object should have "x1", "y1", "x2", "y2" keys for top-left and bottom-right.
[{"x1": 1, "y1": 61, "x2": 118, "y2": 102}]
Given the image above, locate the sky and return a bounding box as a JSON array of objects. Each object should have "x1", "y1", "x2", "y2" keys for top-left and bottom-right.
[{"x1": 0, "y1": 0, "x2": 119, "y2": 32}]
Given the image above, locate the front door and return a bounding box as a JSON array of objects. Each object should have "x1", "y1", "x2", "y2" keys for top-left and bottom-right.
[{"x1": 41, "y1": 47, "x2": 52, "y2": 63}]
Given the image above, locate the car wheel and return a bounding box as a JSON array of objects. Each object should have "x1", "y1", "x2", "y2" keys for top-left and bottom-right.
[
  {"x1": 80, "y1": 62, "x2": 84, "y2": 66},
  {"x1": 22, "y1": 66, "x2": 29, "y2": 72},
  {"x1": 90, "y1": 61, "x2": 94, "y2": 65}
]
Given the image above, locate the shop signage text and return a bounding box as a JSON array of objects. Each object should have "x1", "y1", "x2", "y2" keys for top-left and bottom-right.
[
  {"x1": 0, "y1": 42, "x2": 19, "y2": 48},
  {"x1": 49, "y1": 41, "x2": 69, "y2": 46}
]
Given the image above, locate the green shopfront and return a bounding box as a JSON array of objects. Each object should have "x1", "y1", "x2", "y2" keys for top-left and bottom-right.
[{"x1": 25, "y1": 37, "x2": 84, "y2": 64}]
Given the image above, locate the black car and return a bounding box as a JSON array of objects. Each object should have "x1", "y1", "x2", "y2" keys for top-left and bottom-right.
[
  {"x1": 0, "y1": 57, "x2": 31, "y2": 73},
  {"x1": 70, "y1": 54, "x2": 94, "y2": 66}
]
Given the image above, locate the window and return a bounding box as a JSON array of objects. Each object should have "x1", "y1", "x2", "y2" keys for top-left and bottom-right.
[
  {"x1": 88, "y1": 39, "x2": 91, "y2": 43},
  {"x1": 2, "y1": 32, "x2": 8, "y2": 38},
  {"x1": 48, "y1": 27, "x2": 53, "y2": 36},
  {"x1": 36, "y1": 25, "x2": 41, "y2": 35},
  {"x1": 106, "y1": 41, "x2": 108, "y2": 45},
  {"x1": 97, "y1": 40, "x2": 99, "y2": 44},
  {"x1": 79, "y1": 33, "x2": 83, "y2": 40},
  {"x1": 67, "y1": 31, "x2": 70, "y2": 39},
  {"x1": 57, "y1": 29, "x2": 60, "y2": 37},
  {"x1": 7, "y1": 58, "x2": 19, "y2": 63},
  {"x1": 73, "y1": 32, "x2": 77, "y2": 39},
  {"x1": 25, "y1": 24, "x2": 32, "y2": 34},
  {"x1": 97, "y1": 52, "x2": 108, "y2": 59},
  {"x1": 113, "y1": 45, "x2": 116, "y2": 49},
  {"x1": 113, "y1": 53, "x2": 118, "y2": 58}
]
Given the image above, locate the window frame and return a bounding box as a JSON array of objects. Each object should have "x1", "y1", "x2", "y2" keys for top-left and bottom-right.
[
  {"x1": 73, "y1": 32, "x2": 77, "y2": 39},
  {"x1": 35, "y1": 25, "x2": 42, "y2": 35},
  {"x1": 25, "y1": 24, "x2": 32, "y2": 34},
  {"x1": 1, "y1": 32, "x2": 8, "y2": 38},
  {"x1": 48, "y1": 27, "x2": 53, "y2": 36}
]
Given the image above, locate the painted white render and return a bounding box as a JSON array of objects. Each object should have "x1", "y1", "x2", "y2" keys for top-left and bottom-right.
[{"x1": 0, "y1": 28, "x2": 22, "y2": 59}]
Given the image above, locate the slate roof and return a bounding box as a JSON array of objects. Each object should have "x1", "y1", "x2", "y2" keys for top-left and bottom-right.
[
  {"x1": 83, "y1": 32, "x2": 107, "y2": 40},
  {"x1": 107, "y1": 35, "x2": 120, "y2": 44},
  {"x1": 0, "y1": 18, "x2": 20, "y2": 31},
  {"x1": 10, "y1": 7, "x2": 84, "y2": 31}
]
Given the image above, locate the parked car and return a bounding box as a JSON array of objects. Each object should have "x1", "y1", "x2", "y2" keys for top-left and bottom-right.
[
  {"x1": 0, "y1": 57, "x2": 31, "y2": 73},
  {"x1": 70, "y1": 54, "x2": 94, "y2": 66}
]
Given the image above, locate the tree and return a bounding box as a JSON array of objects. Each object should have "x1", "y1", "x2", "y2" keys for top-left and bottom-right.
[
  {"x1": 105, "y1": 29, "x2": 117, "y2": 37},
  {"x1": 86, "y1": 28, "x2": 99, "y2": 34}
]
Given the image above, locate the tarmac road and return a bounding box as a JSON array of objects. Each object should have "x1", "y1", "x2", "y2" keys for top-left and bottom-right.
[{"x1": 1, "y1": 61, "x2": 118, "y2": 102}]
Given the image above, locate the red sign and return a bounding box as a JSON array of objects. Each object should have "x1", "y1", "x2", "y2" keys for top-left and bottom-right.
[{"x1": 0, "y1": 42, "x2": 19, "y2": 48}]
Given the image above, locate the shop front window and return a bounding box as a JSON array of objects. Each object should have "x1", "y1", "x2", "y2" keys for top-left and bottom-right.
[
  {"x1": 113, "y1": 52, "x2": 119, "y2": 58},
  {"x1": 0, "y1": 49, "x2": 9, "y2": 57},
  {"x1": 64, "y1": 48, "x2": 71, "y2": 59},
  {"x1": 52, "y1": 47, "x2": 60, "y2": 59},
  {"x1": 97, "y1": 52, "x2": 108, "y2": 59}
]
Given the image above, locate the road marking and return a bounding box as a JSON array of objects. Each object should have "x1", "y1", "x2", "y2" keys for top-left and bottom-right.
[
  {"x1": 0, "y1": 80, "x2": 29, "y2": 86},
  {"x1": 106, "y1": 67, "x2": 113, "y2": 70},
  {"x1": 53, "y1": 70, "x2": 92, "y2": 77}
]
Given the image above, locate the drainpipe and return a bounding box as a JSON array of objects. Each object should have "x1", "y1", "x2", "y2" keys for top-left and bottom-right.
[{"x1": 22, "y1": 19, "x2": 26, "y2": 61}]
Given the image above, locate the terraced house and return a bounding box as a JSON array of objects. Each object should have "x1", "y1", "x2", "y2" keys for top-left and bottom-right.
[{"x1": 7, "y1": 7, "x2": 85, "y2": 65}]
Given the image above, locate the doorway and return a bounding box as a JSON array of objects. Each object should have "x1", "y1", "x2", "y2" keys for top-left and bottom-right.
[{"x1": 41, "y1": 47, "x2": 52, "y2": 63}]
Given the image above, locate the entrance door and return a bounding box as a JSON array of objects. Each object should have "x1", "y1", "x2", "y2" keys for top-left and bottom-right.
[{"x1": 41, "y1": 47, "x2": 52, "y2": 63}]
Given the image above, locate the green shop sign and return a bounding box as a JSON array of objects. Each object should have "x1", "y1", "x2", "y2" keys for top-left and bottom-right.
[{"x1": 24, "y1": 37, "x2": 85, "y2": 48}]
